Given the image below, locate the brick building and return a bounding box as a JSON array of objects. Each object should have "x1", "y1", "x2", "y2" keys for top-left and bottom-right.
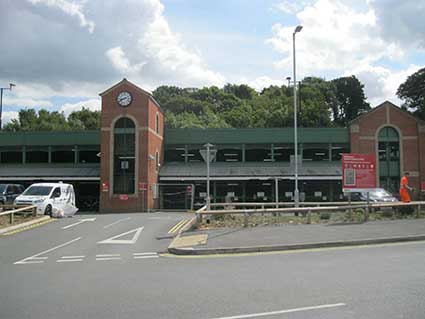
[{"x1": 0, "y1": 79, "x2": 423, "y2": 213}]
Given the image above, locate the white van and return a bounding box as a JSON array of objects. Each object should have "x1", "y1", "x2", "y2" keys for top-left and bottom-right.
[{"x1": 14, "y1": 182, "x2": 78, "y2": 217}]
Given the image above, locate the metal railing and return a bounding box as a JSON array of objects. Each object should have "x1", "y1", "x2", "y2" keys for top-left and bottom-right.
[
  {"x1": 196, "y1": 201, "x2": 425, "y2": 227},
  {"x1": 0, "y1": 205, "x2": 37, "y2": 225}
]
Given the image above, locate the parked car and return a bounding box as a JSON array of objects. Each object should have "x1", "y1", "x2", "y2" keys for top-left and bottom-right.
[
  {"x1": 0, "y1": 184, "x2": 25, "y2": 205},
  {"x1": 14, "y1": 182, "x2": 78, "y2": 216},
  {"x1": 348, "y1": 188, "x2": 398, "y2": 203}
]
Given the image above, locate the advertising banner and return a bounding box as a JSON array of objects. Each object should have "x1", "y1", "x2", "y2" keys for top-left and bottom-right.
[{"x1": 342, "y1": 153, "x2": 376, "y2": 192}]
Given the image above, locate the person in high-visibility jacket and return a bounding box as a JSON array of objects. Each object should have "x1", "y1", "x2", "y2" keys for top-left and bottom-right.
[{"x1": 400, "y1": 172, "x2": 413, "y2": 203}]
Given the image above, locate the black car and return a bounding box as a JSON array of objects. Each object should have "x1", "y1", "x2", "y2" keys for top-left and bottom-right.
[
  {"x1": 0, "y1": 184, "x2": 25, "y2": 205},
  {"x1": 348, "y1": 188, "x2": 398, "y2": 203}
]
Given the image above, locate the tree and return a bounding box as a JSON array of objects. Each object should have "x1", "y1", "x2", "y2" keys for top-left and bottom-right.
[
  {"x1": 331, "y1": 75, "x2": 370, "y2": 126},
  {"x1": 397, "y1": 67, "x2": 425, "y2": 120},
  {"x1": 68, "y1": 108, "x2": 100, "y2": 130},
  {"x1": 223, "y1": 83, "x2": 257, "y2": 100}
]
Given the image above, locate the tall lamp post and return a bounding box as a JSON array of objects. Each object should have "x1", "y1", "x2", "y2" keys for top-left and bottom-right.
[
  {"x1": 0, "y1": 83, "x2": 16, "y2": 130},
  {"x1": 293, "y1": 25, "x2": 302, "y2": 207}
]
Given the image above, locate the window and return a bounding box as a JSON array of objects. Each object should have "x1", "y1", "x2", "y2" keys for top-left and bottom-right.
[
  {"x1": 0, "y1": 147, "x2": 23, "y2": 163},
  {"x1": 273, "y1": 145, "x2": 294, "y2": 162},
  {"x1": 52, "y1": 187, "x2": 61, "y2": 198},
  {"x1": 164, "y1": 145, "x2": 186, "y2": 162},
  {"x1": 302, "y1": 144, "x2": 329, "y2": 161},
  {"x1": 113, "y1": 117, "x2": 136, "y2": 194},
  {"x1": 378, "y1": 127, "x2": 400, "y2": 194},
  {"x1": 155, "y1": 113, "x2": 160, "y2": 134},
  {"x1": 26, "y1": 146, "x2": 49, "y2": 163},
  {"x1": 78, "y1": 146, "x2": 100, "y2": 163},
  {"x1": 216, "y1": 145, "x2": 242, "y2": 162},
  {"x1": 51, "y1": 146, "x2": 75, "y2": 163},
  {"x1": 245, "y1": 144, "x2": 272, "y2": 162}
]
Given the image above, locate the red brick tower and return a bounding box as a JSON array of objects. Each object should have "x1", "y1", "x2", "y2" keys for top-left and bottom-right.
[{"x1": 99, "y1": 79, "x2": 164, "y2": 212}]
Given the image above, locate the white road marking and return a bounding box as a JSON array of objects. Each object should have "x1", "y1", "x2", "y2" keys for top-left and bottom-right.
[
  {"x1": 62, "y1": 255, "x2": 85, "y2": 259},
  {"x1": 97, "y1": 226, "x2": 144, "y2": 244},
  {"x1": 96, "y1": 257, "x2": 121, "y2": 261},
  {"x1": 56, "y1": 259, "x2": 83, "y2": 263},
  {"x1": 134, "y1": 255, "x2": 158, "y2": 259},
  {"x1": 96, "y1": 254, "x2": 120, "y2": 257},
  {"x1": 31, "y1": 257, "x2": 48, "y2": 260},
  {"x1": 208, "y1": 303, "x2": 346, "y2": 319},
  {"x1": 62, "y1": 218, "x2": 96, "y2": 230},
  {"x1": 133, "y1": 252, "x2": 157, "y2": 256},
  {"x1": 14, "y1": 237, "x2": 82, "y2": 265},
  {"x1": 103, "y1": 217, "x2": 131, "y2": 229}
]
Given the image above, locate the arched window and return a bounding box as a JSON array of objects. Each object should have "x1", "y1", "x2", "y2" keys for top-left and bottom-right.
[
  {"x1": 113, "y1": 117, "x2": 136, "y2": 194},
  {"x1": 378, "y1": 126, "x2": 400, "y2": 194}
]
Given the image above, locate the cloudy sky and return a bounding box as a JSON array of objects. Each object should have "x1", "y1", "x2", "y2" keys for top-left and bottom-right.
[{"x1": 1, "y1": 0, "x2": 424, "y2": 124}]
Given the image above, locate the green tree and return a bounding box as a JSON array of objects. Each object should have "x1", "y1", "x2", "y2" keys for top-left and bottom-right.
[
  {"x1": 331, "y1": 75, "x2": 370, "y2": 126},
  {"x1": 223, "y1": 83, "x2": 257, "y2": 100},
  {"x1": 68, "y1": 108, "x2": 100, "y2": 130},
  {"x1": 396, "y1": 67, "x2": 425, "y2": 120}
]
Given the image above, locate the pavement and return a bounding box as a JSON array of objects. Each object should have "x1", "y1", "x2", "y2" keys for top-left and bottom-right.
[{"x1": 169, "y1": 218, "x2": 425, "y2": 255}]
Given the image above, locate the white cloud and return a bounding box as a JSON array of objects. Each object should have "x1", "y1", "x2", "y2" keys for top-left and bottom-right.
[
  {"x1": 2, "y1": 111, "x2": 19, "y2": 125},
  {"x1": 105, "y1": 46, "x2": 146, "y2": 74},
  {"x1": 59, "y1": 98, "x2": 101, "y2": 117},
  {"x1": 28, "y1": 0, "x2": 95, "y2": 33},
  {"x1": 243, "y1": 76, "x2": 284, "y2": 91},
  {"x1": 267, "y1": 0, "x2": 404, "y2": 77},
  {"x1": 3, "y1": 97, "x2": 52, "y2": 108},
  {"x1": 275, "y1": 0, "x2": 314, "y2": 14},
  {"x1": 350, "y1": 64, "x2": 422, "y2": 106}
]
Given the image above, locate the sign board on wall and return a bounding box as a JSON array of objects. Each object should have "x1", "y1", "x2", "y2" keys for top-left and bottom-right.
[
  {"x1": 342, "y1": 153, "x2": 376, "y2": 192},
  {"x1": 421, "y1": 182, "x2": 425, "y2": 191}
]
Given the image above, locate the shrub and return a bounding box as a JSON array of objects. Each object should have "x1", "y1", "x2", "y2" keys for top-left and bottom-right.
[{"x1": 320, "y1": 212, "x2": 331, "y2": 220}]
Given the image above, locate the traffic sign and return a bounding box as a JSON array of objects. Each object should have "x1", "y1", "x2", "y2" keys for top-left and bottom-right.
[{"x1": 199, "y1": 149, "x2": 217, "y2": 162}]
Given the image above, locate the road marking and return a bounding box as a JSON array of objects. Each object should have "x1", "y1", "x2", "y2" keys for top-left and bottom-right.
[
  {"x1": 96, "y1": 257, "x2": 121, "y2": 261},
  {"x1": 134, "y1": 255, "x2": 158, "y2": 259},
  {"x1": 2, "y1": 219, "x2": 54, "y2": 236},
  {"x1": 133, "y1": 252, "x2": 158, "y2": 259},
  {"x1": 62, "y1": 255, "x2": 85, "y2": 259},
  {"x1": 168, "y1": 219, "x2": 186, "y2": 234},
  {"x1": 103, "y1": 217, "x2": 131, "y2": 229},
  {"x1": 56, "y1": 259, "x2": 83, "y2": 263},
  {"x1": 97, "y1": 226, "x2": 144, "y2": 244},
  {"x1": 14, "y1": 237, "x2": 82, "y2": 265},
  {"x1": 62, "y1": 218, "x2": 96, "y2": 230},
  {"x1": 96, "y1": 254, "x2": 120, "y2": 257},
  {"x1": 208, "y1": 303, "x2": 346, "y2": 319}
]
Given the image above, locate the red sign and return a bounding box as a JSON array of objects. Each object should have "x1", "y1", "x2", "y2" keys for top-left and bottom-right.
[
  {"x1": 342, "y1": 153, "x2": 376, "y2": 192},
  {"x1": 138, "y1": 182, "x2": 148, "y2": 191},
  {"x1": 421, "y1": 182, "x2": 425, "y2": 191},
  {"x1": 101, "y1": 182, "x2": 109, "y2": 192},
  {"x1": 186, "y1": 185, "x2": 192, "y2": 194},
  {"x1": 119, "y1": 194, "x2": 129, "y2": 200}
]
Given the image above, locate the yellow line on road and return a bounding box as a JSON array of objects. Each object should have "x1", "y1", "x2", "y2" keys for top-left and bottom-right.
[
  {"x1": 168, "y1": 219, "x2": 188, "y2": 234},
  {"x1": 2, "y1": 219, "x2": 55, "y2": 236}
]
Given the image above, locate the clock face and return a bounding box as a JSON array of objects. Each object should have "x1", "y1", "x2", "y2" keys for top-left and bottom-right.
[{"x1": 117, "y1": 91, "x2": 132, "y2": 107}]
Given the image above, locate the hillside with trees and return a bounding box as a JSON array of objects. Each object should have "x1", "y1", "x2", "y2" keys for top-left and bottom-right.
[{"x1": 3, "y1": 74, "x2": 383, "y2": 131}]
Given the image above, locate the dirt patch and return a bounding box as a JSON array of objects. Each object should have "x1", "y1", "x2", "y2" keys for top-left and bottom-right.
[
  {"x1": 198, "y1": 209, "x2": 425, "y2": 230},
  {"x1": 0, "y1": 214, "x2": 40, "y2": 229}
]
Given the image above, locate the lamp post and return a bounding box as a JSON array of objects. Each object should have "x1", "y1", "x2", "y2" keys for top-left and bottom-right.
[
  {"x1": 293, "y1": 25, "x2": 302, "y2": 207},
  {"x1": 200, "y1": 143, "x2": 216, "y2": 210},
  {"x1": 0, "y1": 83, "x2": 16, "y2": 130}
]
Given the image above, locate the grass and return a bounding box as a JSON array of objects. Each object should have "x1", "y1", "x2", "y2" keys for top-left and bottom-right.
[{"x1": 0, "y1": 213, "x2": 39, "y2": 229}]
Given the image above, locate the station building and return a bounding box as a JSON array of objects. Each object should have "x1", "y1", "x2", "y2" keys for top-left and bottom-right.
[{"x1": 0, "y1": 79, "x2": 424, "y2": 212}]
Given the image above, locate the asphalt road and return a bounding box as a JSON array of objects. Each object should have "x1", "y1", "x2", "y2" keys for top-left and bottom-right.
[{"x1": 1, "y1": 213, "x2": 425, "y2": 319}]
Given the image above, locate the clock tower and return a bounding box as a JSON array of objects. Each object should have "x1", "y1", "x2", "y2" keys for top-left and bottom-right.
[{"x1": 98, "y1": 79, "x2": 164, "y2": 212}]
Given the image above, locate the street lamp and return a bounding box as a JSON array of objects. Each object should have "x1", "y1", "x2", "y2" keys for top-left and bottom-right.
[
  {"x1": 293, "y1": 25, "x2": 302, "y2": 207},
  {"x1": 0, "y1": 83, "x2": 16, "y2": 129}
]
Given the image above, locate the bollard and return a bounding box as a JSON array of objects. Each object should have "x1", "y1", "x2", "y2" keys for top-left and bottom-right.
[
  {"x1": 364, "y1": 206, "x2": 369, "y2": 222},
  {"x1": 10, "y1": 212, "x2": 14, "y2": 225},
  {"x1": 244, "y1": 210, "x2": 248, "y2": 227},
  {"x1": 32, "y1": 206, "x2": 37, "y2": 217},
  {"x1": 307, "y1": 210, "x2": 312, "y2": 224},
  {"x1": 416, "y1": 204, "x2": 421, "y2": 218}
]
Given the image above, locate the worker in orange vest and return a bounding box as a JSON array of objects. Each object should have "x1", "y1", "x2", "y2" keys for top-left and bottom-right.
[{"x1": 400, "y1": 172, "x2": 413, "y2": 202}]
